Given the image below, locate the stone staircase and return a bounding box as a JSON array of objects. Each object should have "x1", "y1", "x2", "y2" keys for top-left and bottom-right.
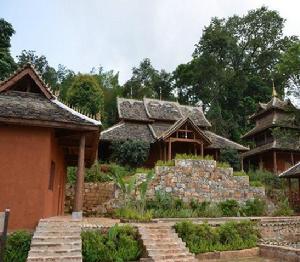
[
  {"x1": 27, "y1": 219, "x2": 82, "y2": 262},
  {"x1": 137, "y1": 223, "x2": 198, "y2": 262}
]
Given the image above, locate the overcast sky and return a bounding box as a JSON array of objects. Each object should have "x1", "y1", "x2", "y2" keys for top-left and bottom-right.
[{"x1": 1, "y1": 0, "x2": 300, "y2": 84}]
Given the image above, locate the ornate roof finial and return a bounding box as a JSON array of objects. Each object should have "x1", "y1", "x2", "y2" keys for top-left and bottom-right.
[{"x1": 272, "y1": 80, "x2": 278, "y2": 97}]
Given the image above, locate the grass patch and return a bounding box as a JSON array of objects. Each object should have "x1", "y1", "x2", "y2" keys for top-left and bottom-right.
[
  {"x1": 81, "y1": 224, "x2": 142, "y2": 262},
  {"x1": 114, "y1": 207, "x2": 153, "y2": 222},
  {"x1": 155, "y1": 160, "x2": 175, "y2": 166},
  {"x1": 233, "y1": 171, "x2": 247, "y2": 176},
  {"x1": 217, "y1": 161, "x2": 231, "y2": 168},
  {"x1": 174, "y1": 220, "x2": 259, "y2": 254}
]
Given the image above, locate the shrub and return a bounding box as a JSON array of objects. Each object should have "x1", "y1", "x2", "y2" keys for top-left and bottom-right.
[
  {"x1": 114, "y1": 207, "x2": 153, "y2": 222},
  {"x1": 175, "y1": 154, "x2": 214, "y2": 160},
  {"x1": 241, "y1": 198, "x2": 267, "y2": 216},
  {"x1": 272, "y1": 198, "x2": 294, "y2": 216},
  {"x1": 4, "y1": 231, "x2": 32, "y2": 262},
  {"x1": 110, "y1": 139, "x2": 150, "y2": 167},
  {"x1": 81, "y1": 225, "x2": 142, "y2": 262},
  {"x1": 219, "y1": 148, "x2": 240, "y2": 170},
  {"x1": 249, "y1": 180, "x2": 264, "y2": 187},
  {"x1": 247, "y1": 170, "x2": 283, "y2": 189},
  {"x1": 155, "y1": 160, "x2": 175, "y2": 166},
  {"x1": 218, "y1": 199, "x2": 240, "y2": 217},
  {"x1": 174, "y1": 220, "x2": 258, "y2": 254}
]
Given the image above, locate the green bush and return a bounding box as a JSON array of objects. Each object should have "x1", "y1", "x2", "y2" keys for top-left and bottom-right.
[
  {"x1": 272, "y1": 198, "x2": 294, "y2": 216},
  {"x1": 81, "y1": 225, "x2": 142, "y2": 262},
  {"x1": 4, "y1": 231, "x2": 32, "y2": 262},
  {"x1": 247, "y1": 170, "x2": 283, "y2": 189},
  {"x1": 241, "y1": 198, "x2": 267, "y2": 216},
  {"x1": 218, "y1": 199, "x2": 240, "y2": 216},
  {"x1": 175, "y1": 220, "x2": 258, "y2": 254},
  {"x1": 110, "y1": 139, "x2": 150, "y2": 167},
  {"x1": 219, "y1": 148, "x2": 240, "y2": 170},
  {"x1": 67, "y1": 163, "x2": 133, "y2": 184}
]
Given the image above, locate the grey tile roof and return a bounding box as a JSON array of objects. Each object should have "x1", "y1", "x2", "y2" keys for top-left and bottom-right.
[
  {"x1": 205, "y1": 131, "x2": 248, "y2": 151},
  {"x1": 117, "y1": 97, "x2": 211, "y2": 127},
  {"x1": 100, "y1": 121, "x2": 155, "y2": 143},
  {"x1": 0, "y1": 91, "x2": 100, "y2": 127},
  {"x1": 279, "y1": 162, "x2": 300, "y2": 178}
]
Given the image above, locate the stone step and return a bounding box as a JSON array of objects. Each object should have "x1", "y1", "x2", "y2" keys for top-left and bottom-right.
[
  {"x1": 138, "y1": 223, "x2": 197, "y2": 262},
  {"x1": 27, "y1": 219, "x2": 82, "y2": 262}
]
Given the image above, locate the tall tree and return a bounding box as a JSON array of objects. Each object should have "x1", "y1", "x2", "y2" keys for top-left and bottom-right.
[
  {"x1": 66, "y1": 74, "x2": 104, "y2": 117},
  {"x1": 17, "y1": 50, "x2": 58, "y2": 89},
  {"x1": 123, "y1": 58, "x2": 173, "y2": 100},
  {"x1": 173, "y1": 6, "x2": 297, "y2": 141},
  {"x1": 0, "y1": 18, "x2": 16, "y2": 80},
  {"x1": 92, "y1": 66, "x2": 122, "y2": 128},
  {"x1": 277, "y1": 41, "x2": 300, "y2": 98}
]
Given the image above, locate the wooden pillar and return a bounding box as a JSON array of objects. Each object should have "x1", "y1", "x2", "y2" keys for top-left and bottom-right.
[
  {"x1": 259, "y1": 155, "x2": 263, "y2": 171},
  {"x1": 168, "y1": 140, "x2": 172, "y2": 161},
  {"x1": 73, "y1": 134, "x2": 86, "y2": 219},
  {"x1": 159, "y1": 142, "x2": 162, "y2": 160},
  {"x1": 291, "y1": 153, "x2": 295, "y2": 166},
  {"x1": 163, "y1": 143, "x2": 166, "y2": 161},
  {"x1": 240, "y1": 156, "x2": 244, "y2": 172},
  {"x1": 273, "y1": 151, "x2": 277, "y2": 174},
  {"x1": 201, "y1": 143, "x2": 204, "y2": 157},
  {"x1": 298, "y1": 178, "x2": 300, "y2": 199}
]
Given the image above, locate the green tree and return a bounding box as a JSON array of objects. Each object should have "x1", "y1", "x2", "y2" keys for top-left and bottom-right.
[
  {"x1": 0, "y1": 18, "x2": 16, "y2": 80},
  {"x1": 277, "y1": 41, "x2": 300, "y2": 97},
  {"x1": 66, "y1": 74, "x2": 104, "y2": 116},
  {"x1": 173, "y1": 6, "x2": 297, "y2": 141},
  {"x1": 92, "y1": 66, "x2": 122, "y2": 128},
  {"x1": 123, "y1": 58, "x2": 173, "y2": 100},
  {"x1": 17, "y1": 50, "x2": 58, "y2": 89}
]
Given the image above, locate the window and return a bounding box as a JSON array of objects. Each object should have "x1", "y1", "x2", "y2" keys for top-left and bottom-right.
[{"x1": 48, "y1": 161, "x2": 55, "y2": 191}]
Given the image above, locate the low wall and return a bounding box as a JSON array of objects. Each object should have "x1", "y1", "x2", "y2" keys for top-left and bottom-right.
[
  {"x1": 145, "y1": 159, "x2": 265, "y2": 202},
  {"x1": 259, "y1": 218, "x2": 300, "y2": 243},
  {"x1": 65, "y1": 182, "x2": 119, "y2": 216},
  {"x1": 259, "y1": 244, "x2": 300, "y2": 262}
]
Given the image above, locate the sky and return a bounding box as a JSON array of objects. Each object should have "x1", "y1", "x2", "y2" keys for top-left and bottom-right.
[{"x1": 1, "y1": 0, "x2": 300, "y2": 84}]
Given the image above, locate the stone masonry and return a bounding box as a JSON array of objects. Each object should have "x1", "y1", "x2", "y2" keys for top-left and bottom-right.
[
  {"x1": 65, "y1": 159, "x2": 265, "y2": 215},
  {"x1": 145, "y1": 159, "x2": 265, "y2": 203}
]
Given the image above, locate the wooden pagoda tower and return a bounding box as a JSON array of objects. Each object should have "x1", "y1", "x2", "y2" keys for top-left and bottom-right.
[{"x1": 241, "y1": 85, "x2": 300, "y2": 174}]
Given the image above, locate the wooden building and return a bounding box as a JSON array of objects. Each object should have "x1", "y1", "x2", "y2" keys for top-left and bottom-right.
[
  {"x1": 279, "y1": 162, "x2": 300, "y2": 209},
  {"x1": 241, "y1": 87, "x2": 300, "y2": 174},
  {"x1": 0, "y1": 64, "x2": 101, "y2": 230},
  {"x1": 100, "y1": 98, "x2": 248, "y2": 166}
]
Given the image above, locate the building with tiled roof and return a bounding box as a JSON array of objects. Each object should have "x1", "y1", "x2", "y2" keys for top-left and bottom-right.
[
  {"x1": 100, "y1": 97, "x2": 248, "y2": 166},
  {"x1": 0, "y1": 64, "x2": 101, "y2": 230},
  {"x1": 241, "y1": 85, "x2": 300, "y2": 174}
]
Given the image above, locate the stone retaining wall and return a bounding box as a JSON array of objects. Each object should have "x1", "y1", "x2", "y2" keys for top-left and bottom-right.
[
  {"x1": 65, "y1": 159, "x2": 265, "y2": 215},
  {"x1": 65, "y1": 182, "x2": 119, "y2": 216},
  {"x1": 145, "y1": 159, "x2": 265, "y2": 202}
]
